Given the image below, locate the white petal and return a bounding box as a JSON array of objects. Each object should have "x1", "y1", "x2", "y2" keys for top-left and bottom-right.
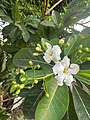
[
  {"x1": 52, "y1": 62, "x2": 64, "y2": 75},
  {"x1": 52, "y1": 52, "x2": 60, "y2": 63},
  {"x1": 52, "y1": 45, "x2": 61, "y2": 63},
  {"x1": 55, "y1": 73, "x2": 65, "y2": 86},
  {"x1": 43, "y1": 53, "x2": 52, "y2": 63},
  {"x1": 64, "y1": 74, "x2": 74, "y2": 86},
  {"x1": 52, "y1": 45, "x2": 62, "y2": 55},
  {"x1": 70, "y1": 64, "x2": 79, "y2": 74},
  {"x1": 45, "y1": 42, "x2": 52, "y2": 50},
  {"x1": 61, "y1": 56, "x2": 70, "y2": 68}
]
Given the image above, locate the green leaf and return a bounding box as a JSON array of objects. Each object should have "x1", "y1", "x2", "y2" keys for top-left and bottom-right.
[
  {"x1": 22, "y1": 82, "x2": 44, "y2": 119},
  {"x1": 80, "y1": 62, "x2": 90, "y2": 70},
  {"x1": 80, "y1": 27, "x2": 90, "y2": 36},
  {"x1": 12, "y1": 1, "x2": 21, "y2": 22},
  {"x1": 18, "y1": 23, "x2": 30, "y2": 42},
  {"x1": 63, "y1": 0, "x2": 90, "y2": 27},
  {"x1": 72, "y1": 85, "x2": 90, "y2": 120},
  {"x1": 13, "y1": 48, "x2": 52, "y2": 67},
  {"x1": 35, "y1": 78, "x2": 69, "y2": 120},
  {"x1": 1, "y1": 16, "x2": 13, "y2": 23},
  {"x1": 52, "y1": 10, "x2": 60, "y2": 26},
  {"x1": 64, "y1": 35, "x2": 80, "y2": 56},
  {"x1": 75, "y1": 70, "x2": 90, "y2": 85},
  {"x1": 9, "y1": 27, "x2": 18, "y2": 42},
  {"x1": 62, "y1": 92, "x2": 78, "y2": 120},
  {"x1": 0, "y1": 9, "x2": 5, "y2": 16},
  {"x1": 10, "y1": 85, "x2": 17, "y2": 93},
  {"x1": 40, "y1": 20, "x2": 55, "y2": 27},
  {"x1": 64, "y1": 35, "x2": 90, "y2": 64}
]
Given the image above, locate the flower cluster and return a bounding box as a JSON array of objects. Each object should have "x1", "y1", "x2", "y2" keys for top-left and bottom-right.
[{"x1": 43, "y1": 42, "x2": 79, "y2": 86}]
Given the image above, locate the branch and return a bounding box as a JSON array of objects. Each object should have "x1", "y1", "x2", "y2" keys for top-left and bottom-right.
[
  {"x1": 45, "y1": 0, "x2": 63, "y2": 15},
  {"x1": 40, "y1": 0, "x2": 63, "y2": 20},
  {"x1": 44, "y1": 0, "x2": 49, "y2": 15},
  {"x1": 76, "y1": 23, "x2": 89, "y2": 28}
]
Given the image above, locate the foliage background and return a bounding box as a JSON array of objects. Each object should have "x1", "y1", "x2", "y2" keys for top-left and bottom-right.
[{"x1": 0, "y1": 0, "x2": 90, "y2": 120}]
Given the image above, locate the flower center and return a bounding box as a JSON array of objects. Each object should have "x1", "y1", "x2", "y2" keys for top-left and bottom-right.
[
  {"x1": 64, "y1": 68, "x2": 68, "y2": 73},
  {"x1": 47, "y1": 50, "x2": 53, "y2": 56}
]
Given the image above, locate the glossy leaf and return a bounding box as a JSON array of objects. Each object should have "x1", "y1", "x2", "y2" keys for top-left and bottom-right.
[
  {"x1": 75, "y1": 70, "x2": 90, "y2": 85},
  {"x1": 52, "y1": 10, "x2": 60, "y2": 26},
  {"x1": 62, "y1": 92, "x2": 78, "y2": 120},
  {"x1": 13, "y1": 48, "x2": 52, "y2": 67},
  {"x1": 22, "y1": 82, "x2": 44, "y2": 119},
  {"x1": 35, "y1": 78, "x2": 69, "y2": 120},
  {"x1": 72, "y1": 85, "x2": 90, "y2": 120},
  {"x1": 40, "y1": 20, "x2": 55, "y2": 27}
]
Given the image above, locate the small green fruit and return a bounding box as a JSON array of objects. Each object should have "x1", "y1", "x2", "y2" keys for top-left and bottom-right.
[
  {"x1": 16, "y1": 89, "x2": 20, "y2": 94},
  {"x1": 29, "y1": 61, "x2": 33, "y2": 66},
  {"x1": 20, "y1": 84, "x2": 25, "y2": 89},
  {"x1": 20, "y1": 69, "x2": 25, "y2": 75},
  {"x1": 33, "y1": 53, "x2": 39, "y2": 56},
  {"x1": 34, "y1": 79, "x2": 38, "y2": 84}
]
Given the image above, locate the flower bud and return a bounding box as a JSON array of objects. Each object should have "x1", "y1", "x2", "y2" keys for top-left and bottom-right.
[
  {"x1": 37, "y1": 44, "x2": 41, "y2": 48},
  {"x1": 33, "y1": 53, "x2": 39, "y2": 56},
  {"x1": 64, "y1": 43, "x2": 70, "y2": 47},
  {"x1": 84, "y1": 47, "x2": 89, "y2": 52},
  {"x1": 79, "y1": 45, "x2": 83, "y2": 49},
  {"x1": 77, "y1": 50, "x2": 82, "y2": 54},
  {"x1": 36, "y1": 65, "x2": 40, "y2": 69},
  {"x1": 34, "y1": 79, "x2": 38, "y2": 84},
  {"x1": 20, "y1": 69, "x2": 25, "y2": 75},
  {"x1": 86, "y1": 57, "x2": 90, "y2": 61},
  {"x1": 16, "y1": 89, "x2": 20, "y2": 94},
  {"x1": 12, "y1": 81, "x2": 16, "y2": 84},
  {"x1": 29, "y1": 61, "x2": 33, "y2": 66},
  {"x1": 59, "y1": 39, "x2": 64, "y2": 45},
  {"x1": 45, "y1": 92, "x2": 49, "y2": 98},
  {"x1": 20, "y1": 84, "x2": 25, "y2": 89},
  {"x1": 13, "y1": 84, "x2": 18, "y2": 88},
  {"x1": 36, "y1": 47, "x2": 42, "y2": 52},
  {"x1": 20, "y1": 77, "x2": 26, "y2": 82}
]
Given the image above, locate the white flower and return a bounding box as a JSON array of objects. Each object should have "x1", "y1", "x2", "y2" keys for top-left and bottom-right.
[
  {"x1": 43, "y1": 42, "x2": 62, "y2": 63},
  {"x1": 52, "y1": 56, "x2": 79, "y2": 86}
]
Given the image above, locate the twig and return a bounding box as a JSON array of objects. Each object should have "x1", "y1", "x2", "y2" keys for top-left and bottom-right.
[
  {"x1": 40, "y1": 0, "x2": 63, "y2": 20},
  {"x1": 76, "y1": 23, "x2": 89, "y2": 28},
  {"x1": 45, "y1": 0, "x2": 63, "y2": 15},
  {"x1": 44, "y1": 0, "x2": 49, "y2": 15},
  {"x1": 1, "y1": 96, "x2": 15, "y2": 103}
]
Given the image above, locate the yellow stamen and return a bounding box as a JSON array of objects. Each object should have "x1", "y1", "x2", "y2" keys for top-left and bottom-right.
[{"x1": 64, "y1": 68, "x2": 68, "y2": 73}]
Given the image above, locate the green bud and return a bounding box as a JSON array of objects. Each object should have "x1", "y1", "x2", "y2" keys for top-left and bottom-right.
[
  {"x1": 37, "y1": 44, "x2": 41, "y2": 48},
  {"x1": 33, "y1": 53, "x2": 39, "y2": 56},
  {"x1": 86, "y1": 57, "x2": 90, "y2": 61},
  {"x1": 45, "y1": 92, "x2": 49, "y2": 98},
  {"x1": 36, "y1": 47, "x2": 42, "y2": 52},
  {"x1": 20, "y1": 69, "x2": 25, "y2": 75},
  {"x1": 12, "y1": 81, "x2": 16, "y2": 84},
  {"x1": 34, "y1": 79, "x2": 38, "y2": 84},
  {"x1": 65, "y1": 43, "x2": 70, "y2": 47},
  {"x1": 36, "y1": 65, "x2": 40, "y2": 69},
  {"x1": 13, "y1": 84, "x2": 18, "y2": 88},
  {"x1": 84, "y1": 47, "x2": 89, "y2": 52},
  {"x1": 59, "y1": 39, "x2": 65, "y2": 45},
  {"x1": 29, "y1": 61, "x2": 33, "y2": 66},
  {"x1": 16, "y1": 89, "x2": 20, "y2": 94},
  {"x1": 20, "y1": 84, "x2": 25, "y2": 89},
  {"x1": 79, "y1": 45, "x2": 83, "y2": 49},
  {"x1": 20, "y1": 77, "x2": 26, "y2": 82},
  {"x1": 77, "y1": 50, "x2": 82, "y2": 54}
]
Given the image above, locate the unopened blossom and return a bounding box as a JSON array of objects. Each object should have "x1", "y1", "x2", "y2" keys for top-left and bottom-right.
[
  {"x1": 43, "y1": 42, "x2": 62, "y2": 63},
  {"x1": 52, "y1": 56, "x2": 79, "y2": 86}
]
